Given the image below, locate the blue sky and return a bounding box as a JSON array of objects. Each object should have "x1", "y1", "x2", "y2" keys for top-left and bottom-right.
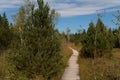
[{"x1": 0, "y1": 0, "x2": 120, "y2": 33}]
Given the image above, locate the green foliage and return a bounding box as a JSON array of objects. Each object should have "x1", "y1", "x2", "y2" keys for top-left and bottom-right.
[
  {"x1": 112, "y1": 10, "x2": 120, "y2": 48},
  {"x1": 80, "y1": 19, "x2": 113, "y2": 58},
  {"x1": 0, "y1": 13, "x2": 13, "y2": 51},
  {"x1": 81, "y1": 22, "x2": 96, "y2": 58},
  {"x1": 7, "y1": 0, "x2": 63, "y2": 80},
  {"x1": 70, "y1": 29, "x2": 86, "y2": 46},
  {"x1": 113, "y1": 27, "x2": 120, "y2": 48}
]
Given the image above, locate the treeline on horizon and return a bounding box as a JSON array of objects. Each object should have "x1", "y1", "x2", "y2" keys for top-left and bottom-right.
[
  {"x1": 0, "y1": 0, "x2": 120, "y2": 79},
  {"x1": 70, "y1": 16, "x2": 120, "y2": 58}
]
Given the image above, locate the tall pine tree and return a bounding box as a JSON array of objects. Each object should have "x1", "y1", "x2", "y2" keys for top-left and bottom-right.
[
  {"x1": 81, "y1": 19, "x2": 113, "y2": 58},
  {"x1": 0, "y1": 13, "x2": 12, "y2": 50},
  {"x1": 8, "y1": 0, "x2": 63, "y2": 79},
  {"x1": 81, "y1": 22, "x2": 96, "y2": 58}
]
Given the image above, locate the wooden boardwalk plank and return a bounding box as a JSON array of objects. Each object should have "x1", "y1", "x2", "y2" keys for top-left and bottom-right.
[{"x1": 61, "y1": 48, "x2": 80, "y2": 80}]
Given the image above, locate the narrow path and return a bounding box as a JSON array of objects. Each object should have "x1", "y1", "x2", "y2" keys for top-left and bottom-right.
[{"x1": 61, "y1": 48, "x2": 80, "y2": 80}]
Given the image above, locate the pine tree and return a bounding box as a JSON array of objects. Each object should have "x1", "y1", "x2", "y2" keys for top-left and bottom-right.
[
  {"x1": 30, "y1": 1, "x2": 63, "y2": 79},
  {"x1": 8, "y1": 0, "x2": 63, "y2": 79},
  {"x1": 113, "y1": 11, "x2": 120, "y2": 48},
  {"x1": 96, "y1": 18, "x2": 112, "y2": 57},
  {"x1": 81, "y1": 22, "x2": 95, "y2": 58},
  {"x1": 107, "y1": 28, "x2": 114, "y2": 49},
  {"x1": 81, "y1": 19, "x2": 112, "y2": 58},
  {"x1": 0, "y1": 13, "x2": 12, "y2": 50}
]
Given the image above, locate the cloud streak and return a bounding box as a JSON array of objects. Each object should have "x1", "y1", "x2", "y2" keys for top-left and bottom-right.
[
  {"x1": 0, "y1": 0, "x2": 120, "y2": 17},
  {"x1": 0, "y1": 0, "x2": 24, "y2": 10},
  {"x1": 45, "y1": 0, "x2": 120, "y2": 17},
  {"x1": 0, "y1": 0, "x2": 36, "y2": 11}
]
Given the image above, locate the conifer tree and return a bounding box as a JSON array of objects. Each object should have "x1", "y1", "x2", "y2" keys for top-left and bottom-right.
[
  {"x1": 0, "y1": 13, "x2": 12, "y2": 50},
  {"x1": 113, "y1": 11, "x2": 120, "y2": 48},
  {"x1": 81, "y1": 22, "x2": 96, "y2": 58},
  {"x1": 81, "y1": 19, "x2": 112, "y2": 58},
  {"x1": 96, "y1": 18, "x2": 112, "y2": 56},
  {"x1": 8, "y1": 0, "x2": 63, "y2": 79}
]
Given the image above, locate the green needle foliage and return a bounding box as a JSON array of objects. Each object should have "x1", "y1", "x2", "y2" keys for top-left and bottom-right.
[
  {"x1": 7, "y1": 0, "x2": 63, "y2": 80},
  {"x1": 0, "y1": 13, "x2": 12, "y2": 51},
  {"x1": 81, "y1": 22, "x2": 96, "y2": 58},
  {"x1": 113, "y1": 10, "x2": 120, "y2": 48},
  {"x1": 80, "y1": 18, "x2": 114, "y2": 58}
]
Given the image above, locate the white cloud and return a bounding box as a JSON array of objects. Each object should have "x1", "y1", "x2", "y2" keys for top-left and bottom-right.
[
  {"x1": 44, "y1": 0, "x2": 120, "y2": 17},
  {"x1": 0, "y1": 0, "x2": 120, "y2": 17},
  {"x1": 0, "y1": 0, "x2": 37, "y2": 11},
  {"x1": 0, "y1": 0, "x2": 24, "y2": 10}
]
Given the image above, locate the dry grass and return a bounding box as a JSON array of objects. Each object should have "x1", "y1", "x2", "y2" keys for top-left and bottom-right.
[
  {"x1": 78, "y1": 48, "x2": 120, "y2": 80},
  {"x1": 112, "y1": 48, "x2": 120, "y2": 59},
  {"x1": 0, "y1": 55, "x2": 5, "y2": 79},
  {"x1": 59, "y1": 40, "x2": 78, "y2": 80},
  {"x1": 61, "y1": 42, "x2": 74, "y2": 67},
  {"x1": 0, "y1": 52, "x2": 7, "y2": 80}
]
